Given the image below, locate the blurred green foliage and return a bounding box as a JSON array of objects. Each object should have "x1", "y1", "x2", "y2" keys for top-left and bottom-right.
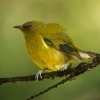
[{"x1": 0, "y1": 0, "x2": 100, "y2": 100}]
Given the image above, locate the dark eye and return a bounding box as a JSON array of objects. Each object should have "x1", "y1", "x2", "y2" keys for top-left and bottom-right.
[{"x1": 23, "y1": 24, "x2": 32, "y2": 29}]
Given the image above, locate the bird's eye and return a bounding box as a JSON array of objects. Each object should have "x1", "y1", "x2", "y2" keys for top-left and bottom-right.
[{"x1": 23, "y1": 24, "x2": 32, "y2": 30}]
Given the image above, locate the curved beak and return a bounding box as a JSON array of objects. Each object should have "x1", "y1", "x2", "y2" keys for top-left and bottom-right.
[{"x1": 13, "y1": 25, "x2": 23, "y2": 29}]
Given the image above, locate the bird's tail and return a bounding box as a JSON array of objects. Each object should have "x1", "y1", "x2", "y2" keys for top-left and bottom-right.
[{"x1": 78, "y1": 51, "x2": 96, "y2": 60}]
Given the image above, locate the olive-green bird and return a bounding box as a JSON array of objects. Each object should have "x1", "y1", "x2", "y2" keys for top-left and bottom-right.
[{"x1": 14, "y1": 21, "x2": 91, "y2": 80}]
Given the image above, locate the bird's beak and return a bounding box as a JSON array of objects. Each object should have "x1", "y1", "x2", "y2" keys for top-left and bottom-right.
[{"x1": 13, "y1": 25, "x2": 23, "y2": 30}]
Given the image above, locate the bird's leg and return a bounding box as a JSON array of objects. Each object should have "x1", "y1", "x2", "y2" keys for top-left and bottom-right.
[
  {"x1": 60, "y1": 62, "x2": 71, "y2": 71},
  {"x1": 35, "y1": 70, "x2": 43, "y2": 81},
  {"x1": 35, "y1": 68, "x2": 49, "y2": 81}
]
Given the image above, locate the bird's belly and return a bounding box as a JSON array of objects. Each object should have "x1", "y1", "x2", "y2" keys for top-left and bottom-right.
[{"x1": 26, "y1": 43, "x2": 66, "y2": 72}]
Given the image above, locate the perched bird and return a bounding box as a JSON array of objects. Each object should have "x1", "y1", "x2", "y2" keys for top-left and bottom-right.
[{"x1": 13, "y1": 21, "x2": 91, "y2": 80}]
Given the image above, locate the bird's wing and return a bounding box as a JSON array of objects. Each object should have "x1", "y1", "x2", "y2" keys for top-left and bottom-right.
[{"x1": 43, "y1": 32, "x2": 82, "y2": 60}]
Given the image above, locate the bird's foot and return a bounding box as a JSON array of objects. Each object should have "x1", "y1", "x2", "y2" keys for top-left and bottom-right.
[
  {"x1": 60, "y1": 62, "x2": 71, "y2": 71},
  {"x1": 35, "y1": 70, "x2": 43, "y2": 81}
]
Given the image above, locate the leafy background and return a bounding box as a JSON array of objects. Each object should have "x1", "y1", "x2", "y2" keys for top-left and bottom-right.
[{"x1": 0, "y1": 0, "x2": 100, "y2": 100}]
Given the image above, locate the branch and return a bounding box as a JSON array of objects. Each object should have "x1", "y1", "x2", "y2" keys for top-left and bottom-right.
[{"x1": 0, "y1": 52, "x2": 100, "y2": 86}]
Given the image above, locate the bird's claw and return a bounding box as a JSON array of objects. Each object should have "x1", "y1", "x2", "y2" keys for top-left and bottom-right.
[
  {"x1": 61, "y1": 62, "x2": 71, "y2": 71},
  {"x1": 35, "y1": 70, "x2": 43, "y2": 81}
]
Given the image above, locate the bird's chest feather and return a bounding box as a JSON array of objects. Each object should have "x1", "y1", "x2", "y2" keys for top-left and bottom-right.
[{"x1": 25, "y1": 35, "x2": 65, "y2": 71}]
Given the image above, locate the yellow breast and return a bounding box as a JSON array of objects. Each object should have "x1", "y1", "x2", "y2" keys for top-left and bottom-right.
[{"x1": 25, "y1": 34, "x2": 67, "y2": 72}]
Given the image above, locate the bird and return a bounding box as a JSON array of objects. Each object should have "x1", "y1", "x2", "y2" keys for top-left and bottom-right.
[{"x1": 13, "y1": 21, "x2": 91, "y2": 80}]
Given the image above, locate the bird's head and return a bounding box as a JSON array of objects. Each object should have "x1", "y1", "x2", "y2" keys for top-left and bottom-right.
[{"x1": 13, "y1": 21, "x2": 44, "y2": 34}]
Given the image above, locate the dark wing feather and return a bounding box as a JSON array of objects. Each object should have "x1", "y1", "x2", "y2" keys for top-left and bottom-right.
[
  {"x1": 43, "y1": 33, "x2": 82, "y2": 60},
  {"x1": 59, "y1": 43, "x2": 78, "y2": 54},
  {"x1": 59, "y1": 43, "x2": 82, "y2": 60},
  {"x1": 43, "y1": 38, "x2": 57, "y2": 49}
]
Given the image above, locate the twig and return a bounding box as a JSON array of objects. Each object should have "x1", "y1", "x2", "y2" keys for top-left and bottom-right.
[{"x1": 0, "y1": 67, "x2": 74, "y2": 85}]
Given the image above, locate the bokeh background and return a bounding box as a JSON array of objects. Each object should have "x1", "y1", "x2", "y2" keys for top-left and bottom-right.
[{"x1": 0, "y1": 0, "x2": 100, "y2": 100}]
